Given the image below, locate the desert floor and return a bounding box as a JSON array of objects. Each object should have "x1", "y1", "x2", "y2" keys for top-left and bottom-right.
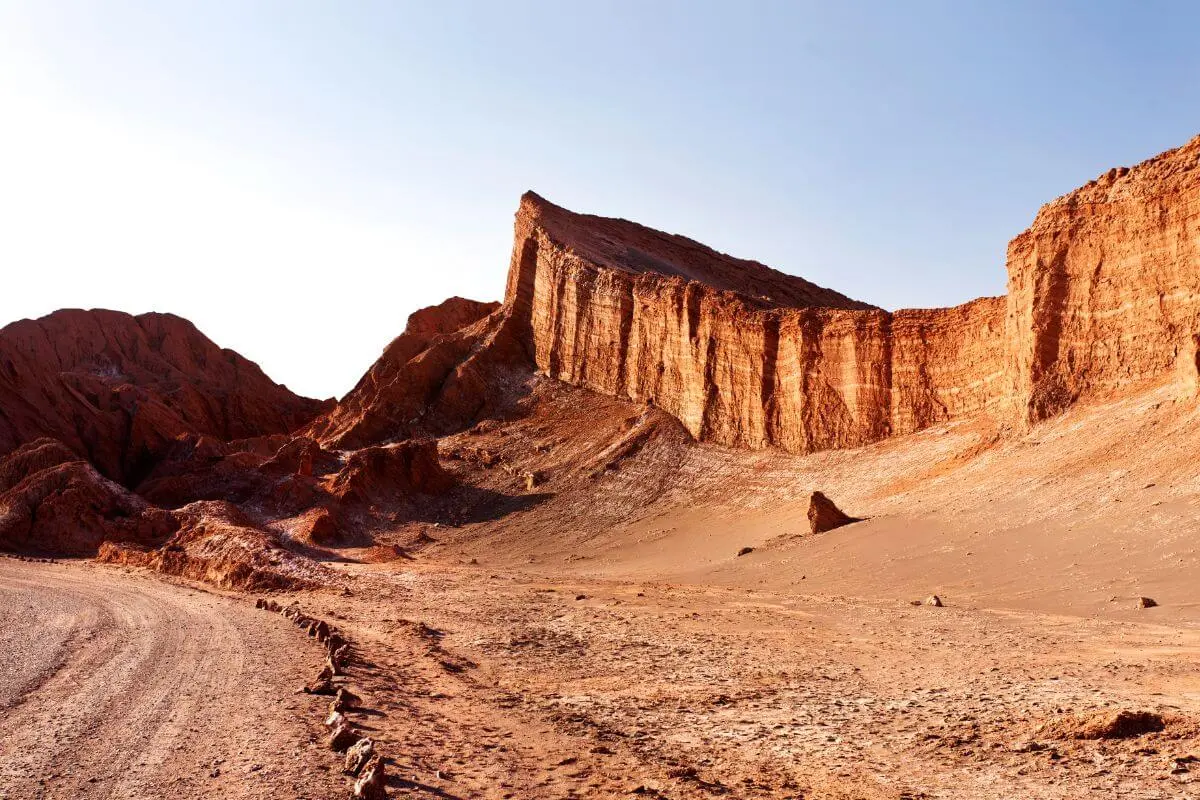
[
  {"x1": 7, "y1": 553, "x2": 1199, "y2": 800},
  {"x1": 6, "y1": 383, "x2": 1200, "y2": 799}
]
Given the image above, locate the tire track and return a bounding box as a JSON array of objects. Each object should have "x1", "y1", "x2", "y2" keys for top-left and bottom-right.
[{"x1": 0, "y1": 560, "x2": 345, "y2": 800}]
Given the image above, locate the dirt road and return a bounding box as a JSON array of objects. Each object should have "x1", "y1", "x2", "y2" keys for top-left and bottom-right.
[{"x1": 0, "y1": 559, "x2": 343, "y2": 800}]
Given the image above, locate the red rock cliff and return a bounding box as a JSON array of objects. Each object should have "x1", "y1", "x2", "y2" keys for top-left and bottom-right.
[
  {"x1": 1006, "y1": 134, "x2": 1200, "y2": 423},
  {"x1": 304, "y1": 134, "x2": 1200, "y2": 455},
  {"x1": 503, "y1": 192, "x2": 1007, "y2": 451}
]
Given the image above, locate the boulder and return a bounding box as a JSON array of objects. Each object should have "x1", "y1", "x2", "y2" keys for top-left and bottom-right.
[
  {"x1": 352, "y1": 755, "x2": 387, "y2": 799},
  {"x1": 807, "y1": 492, "x2": 858, "y2": 534},
  {"x1": 344, "y1": 737, "x2": 375, "y2": 776}
]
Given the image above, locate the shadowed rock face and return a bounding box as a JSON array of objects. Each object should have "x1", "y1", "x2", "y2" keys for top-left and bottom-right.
[
  {"x1": 0, "y1": 441, "x2": 178, "y2": 556},
  {"x1": 0, "y1": 309, "x2": 332, "y2": 483}
]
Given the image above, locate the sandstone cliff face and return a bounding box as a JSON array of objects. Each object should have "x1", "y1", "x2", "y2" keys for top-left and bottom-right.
[
  {"x1": 1006, "y1": 134, "x2": 1200, "y2": 423},
  {"x1": 0, "y1": 309, "x2": 331, "y2": 483},
  {"x1": 504, "y1": 192, "x2": 1007, "y2": 451},
  {"x1": 288, "y1": 135, "x2": 1200, "y2": 459}
]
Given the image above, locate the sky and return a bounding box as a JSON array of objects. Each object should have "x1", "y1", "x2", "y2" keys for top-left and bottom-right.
[{"x1": 1, "y1": 1, "x2": 1198, "y2": 399}]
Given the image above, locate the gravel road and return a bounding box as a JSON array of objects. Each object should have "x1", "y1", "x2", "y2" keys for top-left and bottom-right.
[{"x1": 0, "y1": 559, "x2": 344, "y2": 800}]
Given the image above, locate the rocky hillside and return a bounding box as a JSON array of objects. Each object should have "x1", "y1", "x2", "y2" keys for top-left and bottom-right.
[{"x1": 0, "y1": 309, "x2": 331, "y2": 483}]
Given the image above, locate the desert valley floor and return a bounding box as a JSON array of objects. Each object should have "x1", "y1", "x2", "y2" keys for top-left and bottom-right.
[{"x1": 6, "y1": 376, "x2": 1200, "y2": 799}]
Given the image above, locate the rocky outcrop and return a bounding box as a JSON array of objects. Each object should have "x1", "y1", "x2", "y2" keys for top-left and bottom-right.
[
  {"x1": 807, "y1": 491, "x2": 858, "y2": 534},
  {"x1": 1006, "y1": 135, "x2": 1200, "y2": 423},
  {"x1": 0, "y1": 309, "x2": 331, "y2": 483},
  {"x1": 0, "y1": 438, "x2": 79, "y2": 492},
  {"x1": 500, "y1": 133, "x2": 1200, "y2": 452},
  {"x1": 307, "y1": 138, "x2": 1200, "y2": 458},
  {"x1": 328, "y1": 440, "x2": 454, "y2": 503},
  {"x1": 305, "y1": 298, "x2": 518, "y2": 449},
  {"x1": 97, "y1": 501, "x2": 329, "y2": 590},
  {"x1": 0, "y1": 443, "x2": 178, "y2": 555},
  {"x1": 503, "y1": 192, "x2": 1007, "y2": 452}
]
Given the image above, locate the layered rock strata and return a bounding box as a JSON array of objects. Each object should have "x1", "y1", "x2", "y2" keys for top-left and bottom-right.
[
  {"x1": 1005, "y1": 135, "x2": 1200, "y2": 423},
  {"x1": 504, "y1": 192, "x2": 1007, "y2": 451},
  {"x1": 497, "y1": 135, "x2": 1200, "y2": 450}
]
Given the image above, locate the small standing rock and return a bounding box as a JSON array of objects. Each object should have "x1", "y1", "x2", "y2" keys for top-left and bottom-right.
[
  {"x1": 1137, "y1": 596, "x2": 1158, "y2": 609},
  {"x1": 925, "y1": 595, "x2": 944, "y2": 607},
  {"x1": 344, "y1": 737, "x2": 375, "y2": 776},
  {"x1": 807, "y1": 491, "x2": 859, "y2": 534},
  {"x1": 332, "y1": 687, "x2": 360, "y2": 713},
  {"x1": 352, "y1": 755, "x2": 387, "y2": 799},
  {"x1": 328, "y1": 721, "x2": 360, "y2": 752},
  {"x1": 303, "y1": 676, "x2": 336, "y2": 696},
  {"x1": 736, "y1": 547, "x2": 754, "y2": 557}
]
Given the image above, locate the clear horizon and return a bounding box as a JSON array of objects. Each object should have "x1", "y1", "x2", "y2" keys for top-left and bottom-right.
[{"x1": 2, "y1": 1, "x2": 1198, "y2": 399}]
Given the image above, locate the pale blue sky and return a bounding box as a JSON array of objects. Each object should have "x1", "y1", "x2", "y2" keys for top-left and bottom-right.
[{"x1": 1, "y1": 1, "x2": 1197, "y2": 398}]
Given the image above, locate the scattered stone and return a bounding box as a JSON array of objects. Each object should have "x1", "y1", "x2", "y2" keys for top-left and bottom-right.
[
  {"x1": 807, "y1": 491, "x2": 859, "y2": 534},
  {"x1": 330, "y1": 687, "x2": 360, "y2": 714},
  {"x1": 328, "y1": 721, "x2": 360, "y2": 752},
  {"x1": 344, "y1": 737, "x2": 375, "y2": 776},
  {"x1": 925, "y1": 595, "x2": 943, "y2": 607},
  {"x1": 303, "y1": 677, "x2": 336, "y2": 696},
  {"x1": 736, "y1": 547, "x2": 754, "y2": 557},
  {"x1": 352, "y1": 755, "x2": 387, "y2": 799},
  {"x1": 325, "y1": 709, "x2": 346, "y2": 729},
  {"x1": 1137, "y1": 596, "x2": 1158, "y2": 609},
  {"x1": 575, "y1": 594, "x2": 587, "y2": 601}
]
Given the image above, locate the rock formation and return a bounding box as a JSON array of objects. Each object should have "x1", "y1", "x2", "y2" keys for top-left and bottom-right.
[
  {"x1": 305, "y1": 297, "x2": 509, "y2": 449},
  {"x1": 495, "y1": 136, "x2": 1200, "y2": 451},
  {"x1": 806, "y1": 491, "x2": 858, "y2": 534},
  {"x1": 0, "y1": 310, "x2": 331, "y2": 483},
  {"x1": 1005, "y1": 135, "x2": 1200, "y2": 423},
  {"x1": 0, "y1": 448, "x2": 177, "y2": 556},
  {"x1": 502, "y1": 191, "x2": 1007, "y2": 452},
  {"x1": 327, "y1": 440, "x2": 454, "y2": 503},
  {"x1": 6, "y1": 133, "x2": 1200, "y2": 576},
  {"x1": 97, "y1": 501, "x2": 328, "y2": 590}
]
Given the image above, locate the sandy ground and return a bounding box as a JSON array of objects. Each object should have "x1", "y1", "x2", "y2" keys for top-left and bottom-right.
[
  {"x1": 6, "y1": 380, "x2": 1200, "y2": 798},
  {"x1": 271, "y1": 562, "x2": 1200, "y2": 800},
  {"x1": 0, "y1": 559, "x2": 344, "y2": 800}
]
